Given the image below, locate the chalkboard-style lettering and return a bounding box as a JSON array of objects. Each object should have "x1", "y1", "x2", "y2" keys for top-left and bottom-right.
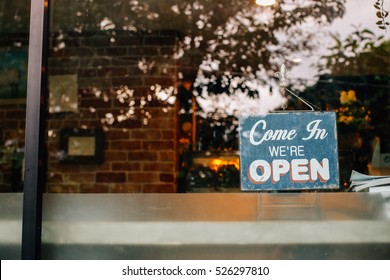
[
  {"x1": 248, "y1": 158, "x2": 330, "y2": 184},
  {"x1": 249, "y1": 120, "x2": 297, "y2": 145},
  {"x1": 302, "y1": 120, "x2": 328, "y2": 140},
  {"x1": 240, "y1": 112, "x2": 339, "y2": 191}
]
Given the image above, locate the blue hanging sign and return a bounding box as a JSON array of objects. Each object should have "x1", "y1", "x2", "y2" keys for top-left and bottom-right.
[{"x1": 239, "y1": 112, "x2": 340, "y2": 191}]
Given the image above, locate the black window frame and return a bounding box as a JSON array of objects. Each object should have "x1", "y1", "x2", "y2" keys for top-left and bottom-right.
[{"x1": 21, "y1": 0, "x2": 49, "y2": 260}]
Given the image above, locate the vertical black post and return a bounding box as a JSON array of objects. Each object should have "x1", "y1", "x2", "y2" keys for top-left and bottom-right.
[{"x1": 22, "y1": 0, "x2": 50, "y2": 260}]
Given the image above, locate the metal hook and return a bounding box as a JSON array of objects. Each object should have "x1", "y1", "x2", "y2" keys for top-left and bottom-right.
[
  {"x1": 275, "y1": 64, "x2": 315, "y2": 111},
  {"x1": 275, "y1": 64, "x2": 287, "y2": 88}
]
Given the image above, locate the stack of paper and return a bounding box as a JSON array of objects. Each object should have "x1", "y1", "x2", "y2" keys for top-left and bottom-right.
[{"x1": 349, "y1": 170, "x2": 390, "y2": 192}]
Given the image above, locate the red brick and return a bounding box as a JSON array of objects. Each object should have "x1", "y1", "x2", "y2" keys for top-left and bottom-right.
[
  {"x1": 80, "y1": 57, "x2": 111, "y2": 68},
  {"x1": 115, "y1": 36, "x2": 143, "y2": 46},
  {"x1": 149, "y1": 108, "x2": 176, "y2": 118},
  {"x1": 126, "y1": 66, "x2": 143, "y2": 76},
  {"x1": 112, "y1": 162, "x2": 141, "y2": 171},
  {"x1": 110, "y1": 184, "x2": 142, "y2": 193},
  {"x1": 160, "y1": 46, "x2": 177, "y2": 56},
  {"x1": 47, "y1": 120, "x2": 62, "y2": 129},
  {"x1": 127, "y1": 172, "x2": 159, "y2": 183},
  {"x1": 80, "y1": 97, "x2": 112, "y2": 108},
  {"x1": 144, "y1": 46, "x2": 168, "y2": 56},
  {"x1": 62, "y1": 37, "x2": 81, "y2": 48},
  {"x1": 130, "y1": 87, "x2": 151, "y2": 98},
  {"x1": 78, "y1": 68, "x2": 97, "y2": 78},
  {"x1": 81, "y1": 36, "x2": 111, "y2": 47},
  {"x1": 143, "y1": 162, "x2": 174, "y2": 172},
  {"x1": 48, "y1": 163, "x2": 81, "y2": 172},
  {"x1": 49, "y1": 58, "x2": 79, "y2": 69},
  {"x1": 64, "y1": 173, "x2": 95, "y2": 183},
  {"x1": 112, "y1": 99, "x2": 142, "y2": 110},
  {"x1": 96, "y1": 109, "x2": 121, "y2": 119},
  {"x1": 110, "y1": 140, "x2": 142, "y2": 150},
  {"x1": 80, "y1": 120, "x2": 103, "y2": 128},
  {"x1": 146, "y1": 118, "x2": 174, "y2": 129},
  {"x1": 78, "y1": 88, "x2": 105, "y2": 97},
  {"x1": 144, "y1": 77, "x2": 175, "y2": 87},
  {"x1": 77, "y1": 162, "x2": 110, "y2": 172},
  {"x1": 144, "y1": 35, "x2": 178, "y2": 46},
  {"x1": 112, "y1": 56, "x2": 138, "y2": 65},
  {"x1": 80, "y1": 184, "x2": 109, "y2": 193},
  {"x1": 78, "y1": 77, "x2": 111, "y2": 89},
  {"x1": 160, "y1": 173, "x2": 175, "y2": 182},
  {"x1": 131, "y1": 130, "x2": 161, "y2": 140},
  {"x1": 111, "y1": 119, "x2": 142, "y2": 129},
  {"x1": 97, "y1": 67, "x2": 128, "y2": 77},
  {"x1": 128, "y1": 151, "x2": 158, "y2": 161},
  {"x1": 159, "y1": 151, "x2": 177, "y2": 162},
  {"x1": 161, "y1": 130, "x2": 175, "y2": 139},
  {"x1": 96, "y1": 172, "x2": 126, "y2": 183},
  {"x1": 112, "y1": 77, "x2": 143, "y2": 87},
  {"x1": 47, "y1": 184, "x2": 80, "y2": 193},
  {"x1": 143, "y1": 184, "x2": 175, "y2": 193},
  {"x1": 105, "y1": 130, "x2": 130, "y2": 140},
  {"x1": 64, "y1": 48, "x2": 95, "y2": 57},
  {"x1": 127, "y1": 46, "x2": 161, "y2": 56},
  {"x1": 62, "y1": 120, "x2": 81, "y2": 127},
  {"x1": 77, "y1": 108, "x2": 98, "y2": 119},
  {"x1": 143, "y1": 140, "x2": 174, "y2": 150},
  {"x1": 104, "y1": 151, "x2": 127, "y2": 162},
  {"x1": 47, "y1": 173, "x2": 63, "y2": 183},
  {"x1": 96, "y1": 47, "x2": 127, "y2": 56},
  {"x1": 156, "y1": 30, "x2": 181, "y2": 37}
]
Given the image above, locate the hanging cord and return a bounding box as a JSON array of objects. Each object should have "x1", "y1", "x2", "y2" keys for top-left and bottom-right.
[{"x1": 275, "y1": 64, "x2": 319, "y2": 111}]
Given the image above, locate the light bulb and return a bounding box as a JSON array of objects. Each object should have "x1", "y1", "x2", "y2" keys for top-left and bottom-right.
[{"x1": 255, "y1": 0, "x2": 276, "y2": 6}]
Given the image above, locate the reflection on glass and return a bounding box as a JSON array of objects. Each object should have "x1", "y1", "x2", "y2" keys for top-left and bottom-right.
[
  {"x1": 1, "y1": 1, "x2": 30, "y2": 193},
  {"x1": 0, "y1": 0, "x2": 30, "y2": 260},
  {"x1": 37, "y1": 0, "x2": 390, "y2": 193},
  {"x1": 68, "y1": 136, "x2": 95, "y2": 156},
  {"x1": 256, "y1": 0, "x2": 277, "y2": 7}
]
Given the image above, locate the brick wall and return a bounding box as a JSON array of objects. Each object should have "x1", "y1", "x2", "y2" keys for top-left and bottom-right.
[
  {"x1": 46, "y1": 29, "x2": 181, "y2": 193},
  {"x1": 1, "y1": 29, "x2": 181, "y2": 193}
]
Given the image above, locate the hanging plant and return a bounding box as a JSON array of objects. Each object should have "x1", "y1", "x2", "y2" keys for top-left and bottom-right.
[{"x1": 374, "y1": 0, "x2": 389, "y2": 31}]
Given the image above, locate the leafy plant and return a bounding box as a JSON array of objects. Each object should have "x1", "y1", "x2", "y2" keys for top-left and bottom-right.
[
  {"x1": 318, "y1": 28, "x2": 386, "y2": 76},
  {"x1": 374, "y1": 0, "x2": 389, "y2": 31}
]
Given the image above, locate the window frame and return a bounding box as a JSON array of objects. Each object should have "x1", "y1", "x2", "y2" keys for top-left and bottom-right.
[{"x1": 21, "y1": 0, "x2": 49, "y2": 260}]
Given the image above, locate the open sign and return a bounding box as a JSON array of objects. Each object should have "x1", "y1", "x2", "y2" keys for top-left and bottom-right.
[{"x1": 239, "y1": 112, "x2": 340, "y2": 191}]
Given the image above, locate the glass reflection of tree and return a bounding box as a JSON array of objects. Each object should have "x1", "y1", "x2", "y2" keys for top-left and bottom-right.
[{"x1": 49, "y1": 0, "x2": 347, "y2": 128}]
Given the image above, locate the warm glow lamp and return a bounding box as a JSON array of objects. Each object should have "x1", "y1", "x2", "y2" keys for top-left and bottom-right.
[{"x1": 255, "y1": 0, "x2": 276, "y2": 6}]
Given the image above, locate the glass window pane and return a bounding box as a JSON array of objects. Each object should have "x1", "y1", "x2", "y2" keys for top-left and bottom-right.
[
  {"x1": 0, "y1": 0, "x2": 30, "y2": 259},
  {"x1": 39, "y1": 0, "x2": 390, "y2": 260},
  {"x1": 46, "y1": 0, "x2": 389, "y2": 194}
]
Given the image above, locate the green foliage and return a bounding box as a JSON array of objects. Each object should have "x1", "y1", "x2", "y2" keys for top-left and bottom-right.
[
  {"x1": 318, "y1": 28, "x2": 388, "y2": 76},
  {"x1": 374, "y1": 0, "x2": 389, "y2": 31}
]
